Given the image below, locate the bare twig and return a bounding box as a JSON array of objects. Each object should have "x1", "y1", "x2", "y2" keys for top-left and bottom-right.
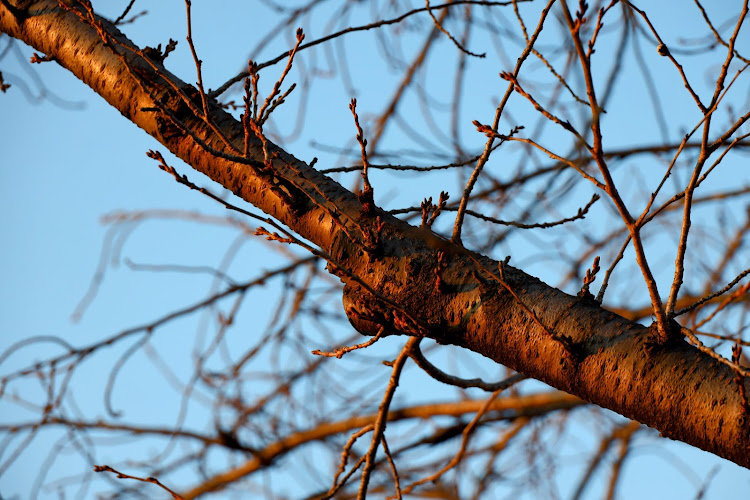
[
  {"x1": 677, "y1": 272, "x2": 750, "y2": 318},
  {"x1": 350, "y1": 98, "x2": 375, "y2": 214},
  {"x1": 426, "y1": 0, "x2": 485, "y2": 58},
  {"x1": 312, "y1": 327, "x2": 387, "y2": 358},
  {"x1": 210, "y1": 1, "x2": 528, "y2": 97},
  {"x1": 399, "y1": 389, "x2": 519, "y2": 495},
  {"x1": 94, "y1": 465, "x2": 183, "y2": 499},
  {"x1": 411, "y1": 343, "x2": 527, "y2": 391},
  {"x1": 451, "y1": 0, "x2": 556, "y2": 244},
  {"x1": 358, "y1": 337, "x2": 419, "y2": 499}
]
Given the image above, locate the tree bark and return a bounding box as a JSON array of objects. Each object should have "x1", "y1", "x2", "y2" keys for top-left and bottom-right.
[{"x1": 2, "y1": 0, "x2": 748, "y2": 468}]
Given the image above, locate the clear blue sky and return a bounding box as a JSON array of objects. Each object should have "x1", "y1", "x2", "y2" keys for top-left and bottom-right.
[{"x1": 1, "y1": 1, "x2": 749, "y2": 498}]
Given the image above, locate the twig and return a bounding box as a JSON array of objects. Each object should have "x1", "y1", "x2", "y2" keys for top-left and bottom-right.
[
  {"x1": 676, "y1": 272, "x2": 750, "y2": 318},
  {"x1": 693, "y1": 0, "x2": 750, "y2": 64},
  {"x1": 332, "y1": 425, "x2": 374, "y2": 489},
  {"x1": 257, "y1": 28, "x2": 305, "y2": 125},
  {"x1": 184, "y1": 0, "x2": 209, "y2": 120},
  {"x1": 596, "y1": 235, "x2": 629, "y2": 303},
  {"x1": 562, "y1": 0, "x2": 670, "y2": 341},
  {"x1": 411, "y1": 343, "x2": 527, "y2": 391},
  {"x1": 451, "y1": 0, "x2": 556, "y2": 244},
  {"x1": 512, "y1": 0, "x2": 589, "y2": 106},
  {"x1": 604, "y1": 422, "x2": 640, "y2": 500},
  {"x1": 113, "y1": 0, "x2": 137, "y2": 25},
  {"x1": 312, "y1": 327, "x2": 386, "y2": 359},
  {"x1": 381, "y1": 435, "x2": 402, "y2": 499},
  {"x1": 704, "y1": 0, "x2": 748, "y2": 111},
  {"x1": 399, "y1": 388, "x2": 508, "y2": 495},
  {"x1": 681, "y1": 327, "x2": 750, "y2": 378},
  {"x1": 624, "y1": 1, "x2": 707, "y2": 113},
  {"x1": 350, "y1": 98, "x2": 375, "y2": 214},
  {"x1": 499, "y1": 71, "x2": 589, "y2": 145},
  {"x1": 210, "y1": 1, "x2": 528, "y2": 97},
  {"x1": 426, "y1": 0, "x2": 485, "y2": 57},
  {"x1": 586, "y1": 1, "x2": 618, "y2": 59},
  {"x1": 459, "y1": 192, "x2": 600, "y2": 228},
  {"x1": 358, "y1": 337, "x2": 419, "y2": 499},
  {"x1": 93, "y1": 465, "x2": 183, "y2": 499}
]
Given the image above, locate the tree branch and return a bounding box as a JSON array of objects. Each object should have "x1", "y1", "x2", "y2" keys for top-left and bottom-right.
[{"x1": 2, "y1": 0, "x2": 749, "y2": 470}]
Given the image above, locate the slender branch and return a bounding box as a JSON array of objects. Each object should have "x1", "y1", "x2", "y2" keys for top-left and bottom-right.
[
  {"x1": 411, "y1": 342, "x2": 527, "y2": 391},
  {"x1": 676, "y1": 270, "x2": 750, "y2": 318},
  {"x1": 624, "y1": 1, "x2": 707, "y2": 113},
  {"x1": 451, "y1": 0, "x2": 556, "y2": 244},
  {"x1": 562, "y1": 0, "x2": 669, "y2": 339},
  {"x1": 426, "y1": 0, "x2": 486, "y2": 58},
  {"x1": 210, "y1": 1, "x2": 527, "y2": 97},
  {"x1": 94, "y1": 465, "x2": 183, "y2": 500},
  {"x1": 358, "y1": 337, "x2": 419, "y2": 499}
]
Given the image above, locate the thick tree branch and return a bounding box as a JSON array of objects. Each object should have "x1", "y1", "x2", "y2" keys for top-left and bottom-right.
[{"x1": 2, "y1": 0, "x2": 749, "y2": 469}]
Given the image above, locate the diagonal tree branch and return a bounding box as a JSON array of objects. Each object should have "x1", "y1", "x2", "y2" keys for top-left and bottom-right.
[{"x1": 1, "y1": 0, "x2": 749, "y2": 470}]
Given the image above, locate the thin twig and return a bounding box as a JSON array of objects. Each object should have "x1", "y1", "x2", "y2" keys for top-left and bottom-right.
[
  {"x1": 210, "y1": 1, "x2": 528, "y2": 97},
  {"x1": 312, "y1": 327, "x2": 387, "y2": 358},
  {"x1": 399, "y1": 388, "x2": 511, "y2": 495},
  {"x1": 94, "y1": 465, "x2": 183, "y2": 499},
  {"x1": 624, "y1": 1, "x2": 707, "y2": 113},
  {"x1": 693, "y1": 0, "x2": 750, "y2": 64},
  {"x1": 682, "y1": 327, "x2": 750, "y2": 378},
  {"x1": 332, "y1": 425, "x2": 374, "y2": 489},
  {"x1": 451, "y1": 0, "x2": 556, "y2": 244},
  {"x1": 350, "y1": 98, "x2": 375, "y2": 213},
  {"x1": 426, "y1": 0, "x2": 485, "y2": 57},
  {"x1": 184, "y1": 0, "x2": 209, "y2": 120},
  {"x1": 381, "y1": 435, "x2": 402, "y2": 499},
  {"x1": 113, "y1": 0, "x2": 138, "y2": 25},
  {"x1": 358, "y1": 337, "x2": 419, "y2": 499},
  {"x1": 411, "y1": 343, "x2": 527, "y2": 391},
  {"x1": 676, "y1": 270, "x2": 750, "y2": 317}
]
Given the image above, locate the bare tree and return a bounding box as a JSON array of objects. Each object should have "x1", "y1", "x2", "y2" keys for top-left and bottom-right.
[{"x1": 1, "y1": 0, "x2": 749, "y2": 498}]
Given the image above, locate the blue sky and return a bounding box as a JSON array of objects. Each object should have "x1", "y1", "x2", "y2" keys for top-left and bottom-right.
[{"x1": 2, "y1": 1, "x2": 749, "y2": 498}]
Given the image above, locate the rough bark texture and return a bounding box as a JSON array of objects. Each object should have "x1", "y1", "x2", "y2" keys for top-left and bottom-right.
[{"x1": 2, "y1": 0, "x2": 749, "y2": 468}]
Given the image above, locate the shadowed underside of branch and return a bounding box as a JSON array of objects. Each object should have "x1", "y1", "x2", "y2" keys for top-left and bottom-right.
[{"x1": 1, "y1": 0, "x2": 748, "y2": 471}]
